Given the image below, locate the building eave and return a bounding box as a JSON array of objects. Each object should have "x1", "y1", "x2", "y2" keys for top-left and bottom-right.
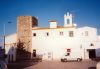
[{"x1": 32, "y1": 26, "x2": 76, "y2": 30}]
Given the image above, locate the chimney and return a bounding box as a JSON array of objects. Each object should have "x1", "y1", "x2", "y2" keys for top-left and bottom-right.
[{"x1": 50, "y1": 20, "x2": 57, "y2": 28}]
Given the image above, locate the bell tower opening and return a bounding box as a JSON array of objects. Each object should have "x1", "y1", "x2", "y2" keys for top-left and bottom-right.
[{"x1": 67, "y1": 19, "x2": 70, "y2": 24}]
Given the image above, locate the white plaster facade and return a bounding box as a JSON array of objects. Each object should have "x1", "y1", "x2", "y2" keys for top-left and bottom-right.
[
  {"x1": 5, "y1": 33, "x2": 17, "y2": 62},
  {"x1": 5, "y1": 12, "x2": 100, "y2": 61},
  {"x1": 32, "y1": 12, "x2": 100, "y2": 60}
]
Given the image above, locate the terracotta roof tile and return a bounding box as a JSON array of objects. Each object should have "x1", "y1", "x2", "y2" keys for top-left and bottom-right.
[
  {"x1": 32, "y1": 26, "x2": 76, "y2": 30},
  {"x1": 50, "y1": 20, "x2": 56, "y2": 22}
]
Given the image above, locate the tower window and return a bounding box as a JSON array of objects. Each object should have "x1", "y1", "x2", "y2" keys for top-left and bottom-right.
[
  {"x1": 67, "y1": 19, "x2": 70, "y2": 24},
  {"x1": 33, "y1": 33, "x2": 36, "y2": 36},
  {"x1": 69, "y1": 31, "x2": 74, "y2": 37}
]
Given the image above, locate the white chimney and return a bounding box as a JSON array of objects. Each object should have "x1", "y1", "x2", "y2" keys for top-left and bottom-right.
[{"x1": 50, "y1": 20, "x2": 57, "y2": 28}]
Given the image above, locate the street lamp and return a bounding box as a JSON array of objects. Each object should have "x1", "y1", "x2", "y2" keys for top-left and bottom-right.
[
  {"x1": 3, "y1": 22, "x2": 11, "y2": 53},
  {"x1": 4, "y1": 23, "x2": 5, "y2": 50}
]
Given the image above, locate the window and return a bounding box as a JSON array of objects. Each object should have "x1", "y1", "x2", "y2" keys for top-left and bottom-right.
[
  {"x1": 90, "y1": 43, "x2": 94, "y2": 46},
  {"x1": 81, "y1": 33, "x2": 83, "y2": 36},
  {"x1": 65, "y1": 53, "x2": 70, "y2": 56},
  {"x1": 67, "y1": 53, "x2": 70, "y2": 56},
  {"x1": 67, "y1": 49, "x2": 71, "y2": 52},
  {"x1": 33, "y1": 33, "x2": 36, "y2": 36},
  {"x1": 33, "y1": 49, "x2": 36, "y2": 57},
  {"x1": 8, "y1": 55, "x2": 10, "y2": 61},
  {"x1": 46, "y1": 32, "x2": 49, "y2": 36},
  {"x1": 69, "y1": 31, "x2": 74, "y2": 37},
  {"x1": 11, "y1": 54, "x2": 13, "y2": 61},
  {"x1": 85, "y1": 31, "x2": 88, "y2": 36},
  {"x1": 67, "y1": 19, "x2": 70, "y2": 24},
  {"x1": 60, "y1": 31, "x2": 63, "y2": 36}
]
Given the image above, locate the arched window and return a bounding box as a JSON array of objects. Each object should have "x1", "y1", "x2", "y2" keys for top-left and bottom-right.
[{"x1": 67, "y1": 19, "x2": 70, "y2": 24}]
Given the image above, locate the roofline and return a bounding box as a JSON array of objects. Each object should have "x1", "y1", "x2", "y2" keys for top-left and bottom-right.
[{"x1": 32, "y1": 26, "x2": 76, "y2": 30}]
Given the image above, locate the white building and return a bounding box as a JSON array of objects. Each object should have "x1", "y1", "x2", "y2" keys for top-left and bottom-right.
[
  {"x1": 5, "y1": 33, "x2": 17, "y2": 62},
  {"x1": 5, "y1": 12, "x2": 100, "y2": 61},
  {"x1": 32, "y1": 12, "x2": 100, "y2": 60}
]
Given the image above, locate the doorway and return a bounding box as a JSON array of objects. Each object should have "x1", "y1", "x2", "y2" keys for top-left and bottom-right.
[
  {"x1": 33, "y1": 49, "x2": 36, "y2": 57},
  {"x1": 88, "y1": 49, "x2": 96, "y2": 58},
  {"x1": 47, "y1": 52, "x2": 53, "y2": 60}
]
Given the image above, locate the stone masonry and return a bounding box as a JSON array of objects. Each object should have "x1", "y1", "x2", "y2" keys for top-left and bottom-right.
[{"x1": 17, "y1": 16, "x2": 38, "y2": 53}]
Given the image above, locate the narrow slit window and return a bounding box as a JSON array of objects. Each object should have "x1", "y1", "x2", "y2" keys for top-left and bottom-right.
[
  {"x1": 33, "y1": 33, "x2": 36, "y2": 36},
  {"x1": 46, "y1": 32, "x2": 49, "y2": 36}
]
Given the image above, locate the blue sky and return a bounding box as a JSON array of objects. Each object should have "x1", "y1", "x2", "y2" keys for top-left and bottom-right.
[{"x1": 0, "y1": 0, "x2": 100, "y2": 36}]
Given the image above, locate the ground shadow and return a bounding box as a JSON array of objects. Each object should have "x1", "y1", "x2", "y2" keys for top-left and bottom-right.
[
  {"x1": 90, "y1": 58, "x2": 100, "y2": 62},
  {"x1": 7, "y1": 59, "x2": 40, "y2": 69},
  {"x1": 90, "y1": 48, "x2": 100, "y2": 62},
  {"x1": 88, "y1": 67, "x2": 96, "y2": 69}
]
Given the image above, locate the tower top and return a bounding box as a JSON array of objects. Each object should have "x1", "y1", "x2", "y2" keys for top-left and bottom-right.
[
  {"x1": 64, "y1": 12, "x2": 73, "y2": 27},
  {"x1": 64, "y1": 12, "x2": 72, "y2": 18},
  {"x1": 64, "y1": 12, "x2": 77, "y2": 27},
  {"x1": 66, "y1": 12, "x2": 72, "y2": 17}
]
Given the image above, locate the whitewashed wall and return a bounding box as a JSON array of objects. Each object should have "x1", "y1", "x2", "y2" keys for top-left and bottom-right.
[
  {"x1": 5, "y1": 33, "x2": 17, "y2": 62},
  {"x1": 5, "y1": 26, "x2": 100, "y2": 61},
  {"x1": 32, "y1": 26, "x2": 99, "y2": 60}
]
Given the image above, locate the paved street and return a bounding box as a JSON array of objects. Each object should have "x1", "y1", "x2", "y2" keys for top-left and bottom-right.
[{"x1": 24, "y1": 60, "x2": 98, "y2": 69}]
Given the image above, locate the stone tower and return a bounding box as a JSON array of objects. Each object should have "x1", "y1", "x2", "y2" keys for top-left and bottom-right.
[{"x1": 17, "y1": 16, "x2": 38, "y2": 53}]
